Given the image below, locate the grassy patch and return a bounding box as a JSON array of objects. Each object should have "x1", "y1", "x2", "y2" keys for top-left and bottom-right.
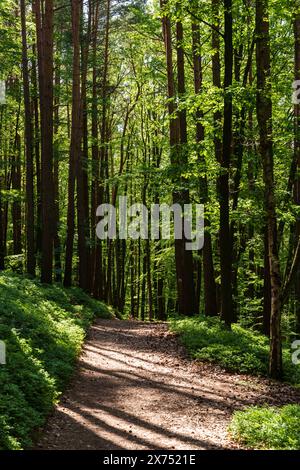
[
  {"x1": 229, "y1": 405, "x2": 300, "y2": 450},
  {"x1": 169, "y1": 316, "x2": 300, "y2": 383},
  {"x1": 0, "y1": 272, "x2": 113, "y2": 450}
]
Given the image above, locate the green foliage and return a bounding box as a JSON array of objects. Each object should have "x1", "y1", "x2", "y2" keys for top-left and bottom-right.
[
  {"x1": 229, "y1": 405, "x2": 300, "y2": 450},
  {"x1": 169, "y1": 316, "x2": 300, "y2": 383},
  {"x1": 0, "y1": 273, "x2": 113, "y2": 450}
]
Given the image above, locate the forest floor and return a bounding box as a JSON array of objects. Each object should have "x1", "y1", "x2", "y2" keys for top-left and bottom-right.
[{"x1": 36, "y1": 319, "x2": 300, "y2": 450}]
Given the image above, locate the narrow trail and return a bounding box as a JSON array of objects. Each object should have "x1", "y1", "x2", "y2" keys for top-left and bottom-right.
[{"x1": 37, "y1": 319, "x2": 300, "y2": 450}]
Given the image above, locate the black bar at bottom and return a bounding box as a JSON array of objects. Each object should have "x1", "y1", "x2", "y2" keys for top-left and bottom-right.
[{"x1": 0, "y1": 450, "x2": 299, "y2": 466}]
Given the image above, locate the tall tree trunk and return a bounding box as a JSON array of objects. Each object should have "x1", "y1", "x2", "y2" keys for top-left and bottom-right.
[
  {"x1": 161, "y1": 0, "x2": 196, "y2": 315},
  {"x1": 21, "y1": 0, "x2": 35, "y2": 274},
  {"x1": 293, "y1": 9, "x2": 300, "y2": 334},
  {"x1": 64, "y1": 0, "x2": 82, "y2": 287},
  {"x1": 77, "y1": 0, "x2": 91, "y2": 292},
  {"x1": 12, "y1": 133, "x2": 22, "y2": 256},
  {"x1": 94, "y1": 0, "x2": 110, "y2": 299},
  {"x1": 31, "y1": 46, "x2": 42, "y2": 263},
  {"x1": 35, "y1": 0, "x2": 55, "y2": 283},
  {"x1": 211, "y1": 0, "x2": 222, "y2": 312},
  {"x1": 256, "y1": 0, "x2": 282, "y2": 378},
  {"x1": 90, "y1": 0, "x2": 101, "y2": 296},
  {"x1": 175, "y1": 17, "x2": 197, "y2": 315},
  {"x1": 191, "y1": 14, "x2": 217, "y2": 316},
  {"x1": 53, "y1": 58, "x2": 62, "y2": 282},
  {"x1": 219, "y1": 0, "x2": 234, "y2": 326}
]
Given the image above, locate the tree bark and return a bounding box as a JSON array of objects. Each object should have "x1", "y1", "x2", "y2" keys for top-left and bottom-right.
[
  {"x1": 256, "y1": 0, "x2": 282, "y2": 378},
  {"x1": 293, "y1": 9, "x2": 300, "y2": 334},
  {"x1": 219, "y1": 0, "x2": 234, "y2": 326},
  {"x1": 21, "y1": 0, "x2": 35, "y2": 274},
  {"x1": 192, "y1": 14, "x2": 217, "y2": 316},
  {"x1": 35, "y1": 0, "x2": 55, "y2": 284},
  {"x1": 64, "y1": 0, "x2": 82, "y2": 287},
  {"x1": 77, "y1": 0, "x2": 91, "y2": 292}
]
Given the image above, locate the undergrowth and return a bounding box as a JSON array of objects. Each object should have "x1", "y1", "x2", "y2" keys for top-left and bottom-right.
[
  {"x1": 229, "y1": 405, "x2": 300, "y2": 450},
  {"x1": 0, "y1": 272, "x2": 113, "y2": 450},
  {"x1": 169, "y1": 315, "x2": 300, "y2": 384}
]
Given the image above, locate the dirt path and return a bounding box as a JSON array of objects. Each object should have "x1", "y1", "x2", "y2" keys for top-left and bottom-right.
[{"x1": 37, "y1": 319, "x2": 300, "y2": 450}]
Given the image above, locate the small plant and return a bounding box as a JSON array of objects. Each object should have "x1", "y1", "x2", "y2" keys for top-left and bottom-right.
[{"x1": 229, "y1": 405, "x2": 300, "y2": 450}]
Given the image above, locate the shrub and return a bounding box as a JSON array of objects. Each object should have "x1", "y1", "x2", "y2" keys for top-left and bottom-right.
[{"x1": 229, "y1": 405, "x2": 300, "y2": 450}]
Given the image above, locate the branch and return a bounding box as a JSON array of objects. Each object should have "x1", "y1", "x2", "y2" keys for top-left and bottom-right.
[{"x1": 187, "y1": 8, "x2": 225, "y2": 39}]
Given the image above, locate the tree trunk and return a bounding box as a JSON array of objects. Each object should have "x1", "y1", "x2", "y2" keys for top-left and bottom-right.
[
  {"x1": 94, "y1": 0, "x2": 110, "y2": 299},
  {"x1": 64, "y1": 0, "x2": 82, "y2": 287},
  {"x1": 77, "y1": 0, "x2": 91, "y2": 292},
  {"x1": 35, "y1": 0, "x2": 55, "y2": 284},
  {"x1": 293, "y1": 9, "x2": 300, "y2": 334},
  {"x1": 219, "y1": 0, "x2": 234, "y2": 326},
  {"x1": 31, "y1": 46, "x2": 42, "y2": 263},
  {"x1": 21, "y1": 0, "x2": 35, "y2": 274},
  {"x1": 12, "y1": 132, "x2": 22, "y2": 256},
  {"x1": 192, "y1": 15, "x2": 217, "y2": 316},
  {"x1": 53, "y1": 59, "x2": 62, "y2": 282},
  {"x1": 256, "y1": 0, "x2": 282, "y2": 378},
  {"x1": 161, "y1": 0, "x2": 197, "y2": 315}
]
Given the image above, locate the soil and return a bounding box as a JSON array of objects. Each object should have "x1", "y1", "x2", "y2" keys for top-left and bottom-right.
[{"x1": 36, "y1": 319, "x2": 300, "y2": 450}]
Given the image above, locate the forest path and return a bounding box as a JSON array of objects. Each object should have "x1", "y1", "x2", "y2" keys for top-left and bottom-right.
[{"x1": 37, "y1": 319, "x2": 299, "y2": 450}]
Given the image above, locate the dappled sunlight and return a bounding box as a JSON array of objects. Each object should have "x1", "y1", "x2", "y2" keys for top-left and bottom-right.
[{"x1": 37, "y1": 319, "x2": 298, "y2": 450}]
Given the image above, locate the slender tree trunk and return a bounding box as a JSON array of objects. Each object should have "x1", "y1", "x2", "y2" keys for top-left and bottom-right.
[
  {"x1": 53, "y1": 58, "x2": 62, "y2": 282},
  {"x1": 256, "y1": 0, "x2": 282, "y2": 378},
  {"x1": 211, "y1": 0, "x2": 222, "y2": 312},
  {"x1": 90, "y1": 0, "x2": 100, "y2": 296},
  {"x1": 220, "y1": 0, "x2": 234, "y2": 326},
  {"x1": 12, "y1": 133, "x2": 22, "y2": 255},
  {"x1": 94, "y1": 0, "x2": 110, "y2": 299},
  {"x1": 294, "y1": 9, "x2": 300, "y2": 334},
  {"x1": 263, "y1": 230, "x2": 271, "y2": 335},
  {"x1": 77, "y1": 0, "x2": 91, "y2": 292},
  {"x1": 161, "y1": 0, "x2": 196, "y2": 315},
  {"x1": 176, "y1": 18, "x2": 197, "y2": 315},
  {"x1": 31, "y1": 46, "x2": 42, "y2": 262},
  {"x1": 21, "y1": 0, "x2": 35, "y2": 274},
  {"x1": 192, "y1": 15, "x2": 217, "y2": 316},
  {"x1": 212, "y1": 0, "x2": 222, "y2": 161},
  {"x1": 64, "y1": 0, "x2": 82, "y2": 287}
]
